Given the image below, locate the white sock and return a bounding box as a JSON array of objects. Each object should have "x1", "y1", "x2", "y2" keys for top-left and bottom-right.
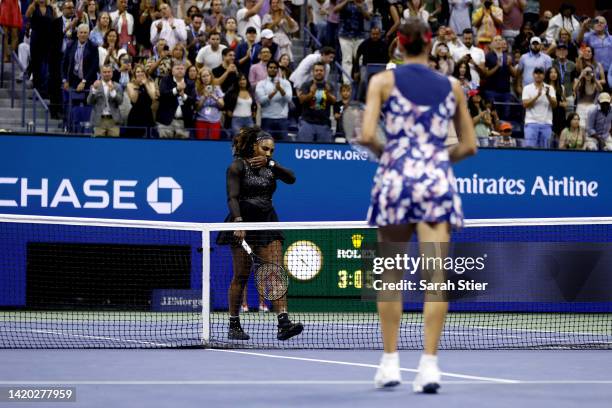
[
  {"x1": 419, "y1": 354, "x2": 438, "y2": 367},
  {"x1": 381, "y1": 352, "x2": 399, "y2": 364}
]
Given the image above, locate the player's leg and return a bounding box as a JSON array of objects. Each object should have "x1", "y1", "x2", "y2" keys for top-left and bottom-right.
[
  {"x1": 374, "y1": 223, "x2": 415, "y2": 388},
  {"x1": 228, "y1": 246, "x2": 252, "y2": 340},
  {"x1": 412, "y1": 221, "x2": 451, "y2": 394},
  {"x1": 258, "y1": 240, "x2": 303, "y2": 341}
]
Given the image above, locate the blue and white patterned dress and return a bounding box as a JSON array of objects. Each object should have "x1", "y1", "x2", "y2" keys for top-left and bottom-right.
[{"x1": 367, "y1": 64, "x2": 464, "y2": 228}]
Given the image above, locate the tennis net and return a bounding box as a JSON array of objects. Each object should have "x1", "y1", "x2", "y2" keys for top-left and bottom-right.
[{"x1": 0, "y1": 214, "x2": 611, "y2": 349}]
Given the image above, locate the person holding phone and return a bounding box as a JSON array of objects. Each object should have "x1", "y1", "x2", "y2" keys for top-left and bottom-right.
[{"x1": 195, "y1": 66, "x2": 225, "y2": 139}]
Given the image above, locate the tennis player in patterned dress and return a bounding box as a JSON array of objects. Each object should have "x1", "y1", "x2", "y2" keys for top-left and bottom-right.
[{"x1": 360, "y1": 18, "x2": 477, "y2": 393}]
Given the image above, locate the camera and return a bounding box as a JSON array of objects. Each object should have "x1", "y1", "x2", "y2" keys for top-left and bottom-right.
[{"x1": 206, "y1": 85, "x2": 213, "y2": 93}]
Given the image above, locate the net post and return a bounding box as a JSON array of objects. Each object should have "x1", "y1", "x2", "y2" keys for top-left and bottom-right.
[{"x1": 201, "y1": 227, "x2": 211, "y2": 345}]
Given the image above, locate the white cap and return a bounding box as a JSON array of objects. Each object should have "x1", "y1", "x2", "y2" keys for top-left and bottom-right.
[{"x1": 261, "y1": 29, "x2": 274, "y2": 39}]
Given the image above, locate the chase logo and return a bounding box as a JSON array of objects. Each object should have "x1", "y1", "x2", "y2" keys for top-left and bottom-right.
[{"x1": 147, "y1": 177, "x2": 183, "y2": 214}]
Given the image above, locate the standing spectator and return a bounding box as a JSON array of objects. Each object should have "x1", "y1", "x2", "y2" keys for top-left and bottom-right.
[
  {"x1": 237, "y1": 0, "x2": 265, "y2": 39},
  {"x1": 251, "y1": 29, "x2": 280, "y2": 64},
  {"x1": 222, "y1": 17, "x2": 242, "y2": 50},
  {"x1": 0, "y1": 0, "x2": 23, "y2": 62},
  {"x1": 62, "y1": 24, "x2": 99, "y2": 92},
  {"x1": 483, "y1": 35, "x2": 516, "y2": 118},
  {"x1": 517, "y1": 36, "x2": 552, "y2": 89},
  {"x1": 98, "y1": 29, "x2": 120, "y2": 71},
  {"x1": 136, "y1": 0, "x2": 161, "y2": 55},
  {"x1": 353, "y1": 26, "x2": 388, "y2": 96},
  {"x1": 552, "y1": 43, "x2": 576, "y2": 111},
  {"x1": 146, "y1": 39, "x2": 173, "y2": 79},
  {"x1": 451, "y1": 29, "x2": 486, "y2": 87},
  {"x1": 187, "y1": 64, "x2": 199, "y2": 82},
  {"x1": 87, "y1": 64, "x2": 124, "y2": 137},
  {"x1": 382, "y1": 0, "x2": 402, "y2": 43},
  {"x1": 224, "y1": 73, "x2": 257, "y2": 136},
  {"x1": 550, "y1": 29, "x2": 578, "y2": 62},
  {"x1": 278, "y1": 54, "x2": 293, "y2": 78},
  {"x1": 82, "y1": 0, "x2": 98, "y2": 32},
  {"x1": 335, "y1": 0, "x2": 371, "y2": 84},
  {"x1": 434, "y1": 43, "x2": 454, "y2": 76},
  {"x1": 297, "y1": 62, "x2": 337, "y2": 143},
  {"x1": 558, "y1": 112, "x2": 585, "y2": 150},
  {"x1": 196, "y1": 31, "x2": 227, "y2": 70},
  {"x1": 472, "y1": 0, "x2": 503, "y2": 47},
  {"x1": 50, "y1": 0, "x2": 78, "y2": 117},
  {"x1": 290, "y1": 46, "x2": 336, "y2": 89},
  {"x1": 513, "y1": 20, "x2": 535, "y2": 54},
  {"x1": 195, "y1": 66, "x2": 225, "y2": 139},
  {"x1": 522, "y1": 0, "x2": 539, "y2": 25},
  {"x1": 545, "y1": 3, "x2": 579, "y2": 44},
  {"x1": 172, "y1": 44, "x2": 192, "y2": 68},
  {"x1": 453, "y1": 60, "x2": 478, "y2": 95},
  {"x1": 402, "y1": 0, "x2": 429, "y2": 24},
  {"x1": 25, "y1": 0, "x2": 56, "y2": 97},
  {"x1": 186, "y1": 13, "x2": 207, "y2": 65},
  {"x1": 125, "y1": 64, "x2": 157, "y2": 138},
  {"x1": 235, "y1": 26, "x2": 258, "y2": 75},
  {"x1": 205, "y1": 0, "x2": 227, "y2": 34},
  {"x1": 308, "y1": 0, "x2": 329, "y2": 47},
  {"x1": 448, "y1": 0, "x2": 472, "y2": 36},
  {"x1": 156, "y1": 60, "x2": 196, "y2": 138},
  {"x1": 262, "y1": 0, "x2": 299, "y2": 61},
  {"x1": 534, "y1": 10, "x2": 552, "y2": 37},
  {"x1": 110, "y1": 0, "x2": 135, "y2": 55},
  {"x1": 248, "y1": 46, "x2": 274, "y2": 91},
  {"x1": 255, "y1": 60, "x2": 293, "y2": 140},
  {"x1": 576, "y1": 16, "x2": 612, "y2": 75},
  {"x1": 325, "y1": 0, "x2": 341, "y2": 52},
  {"x1": 545, "y1": 66, "x2": 567, "y2": 138},
  {"x1": 150, "y1": 2, "x2": 187, "y2": 51},
  {"x1": 585, "y1": 92, "x2": 612, "y2": 151},
  {"x1": 575, "y1": 46, "x2": 607, "y2": 89},
  {"x1": 213, "y1": 48, "x2": 239, "y2": 92},
  {"x1": 499, "y1": 0, "x2": 525, "y2": 43},
  {"x1": 90, "y1": 11, "x2": 111, "y2": 46},
  {"x1": 333, "y1": 83, "x2": 352, "y2": 139},
  {"x1": 574, "y1": 65, "x2": 603, "y2": 129},
  {"x1": 522, "y1": 67, "x2": 557, "y2": 148}
]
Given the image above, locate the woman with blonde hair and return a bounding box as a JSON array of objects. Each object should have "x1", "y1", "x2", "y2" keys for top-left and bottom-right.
[
  {"x1": 90, "y1": 11, "x2": 111, "y2": 46},
  {"x1": 126, "y1": 64, "x2": 158, "y2": 138},
  {"x1": 195, "y1": 66, "x2": 225, "y2": 139},
  {"x1": 172, "y1": 43, "x2": 192, "y2": 68},
  {"x1": 262, "y1": 0, "x2": 299, "y2": 61}
]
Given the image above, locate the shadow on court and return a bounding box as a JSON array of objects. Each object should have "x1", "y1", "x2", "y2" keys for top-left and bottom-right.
[{"x1": 1, "y1": 350, "x2": 611, "y2": 408}]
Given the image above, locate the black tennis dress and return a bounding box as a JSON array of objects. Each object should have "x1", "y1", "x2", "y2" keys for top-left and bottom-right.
[{"x1": 216, "y1": 158, "x2": 296, "y2": 247}]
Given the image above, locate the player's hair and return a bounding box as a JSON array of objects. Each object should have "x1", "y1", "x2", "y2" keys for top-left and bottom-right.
[
  {"x1": 397, "y1": 18, "x2": 432, "y2": 56},
  {"x1": 234, "y1": 126, "x2": 272, "y2": 158}
]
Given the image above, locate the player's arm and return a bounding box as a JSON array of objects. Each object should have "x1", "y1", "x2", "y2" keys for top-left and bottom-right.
[
  {"x1": 226, "y1": 161, "x2": 243, "y2": 221},
  {"x1": 449, "y1": 79, "x2": 478, "y2": 163},
  {"x1": 359, "y1": 71, "x2": 388, "y2": 158}
]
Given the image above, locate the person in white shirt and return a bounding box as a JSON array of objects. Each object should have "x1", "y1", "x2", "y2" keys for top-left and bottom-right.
[
  {"x1": 255, "y1": 60, "x2": 293, "y2": 140},
  {"x1": 522, "y1": 67, "x2": 557, "y2": 148},
  {"x1": 237, "y1": 0, "x2": 264, "y2": 40},
  {"x1": 87, "y1": 64, "x2": 124, "y2": 137},
  {"x1": 289, "y1": 46, "x2": 336, "y2": 89},
  {"x1": 110, "y1": 0, "x2": 135, "y2": 52},
  {"x1": 544, "y1": 3, "x2": 579, "y2": 44},
  {"x1": 150, "y1": 2, "x2": 187, "y2": 51},
  {"x1": 196, "y1": 31, "x2": 227, "y2": 69},
  {"x1": 451, "y1": 28, "x2": 486, "y2": 86}
]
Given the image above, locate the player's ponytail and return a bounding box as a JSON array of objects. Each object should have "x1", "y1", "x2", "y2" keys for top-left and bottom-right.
[{"x1": 397, "y1": 18, "x2": 433, "y2": 57}]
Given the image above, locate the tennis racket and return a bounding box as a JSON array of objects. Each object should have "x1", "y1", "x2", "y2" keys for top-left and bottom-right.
[
  {"x1": 342, "y1": 102, "x2": 386, "y2": 162},
  {"x1": 241, "y1": 239, "x2": 289, "y2": 301}
]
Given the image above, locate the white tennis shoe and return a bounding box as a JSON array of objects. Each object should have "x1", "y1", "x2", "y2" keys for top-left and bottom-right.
[
  {"x1": 412, "y1": 355, "x2": 441, "y2": 394},
  {"x1": 374, "y1": 353, "x2": 401, "y2": 389}
]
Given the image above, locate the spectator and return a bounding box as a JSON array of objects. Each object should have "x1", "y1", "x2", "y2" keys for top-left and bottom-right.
[
  {"x1": 50, "y1": 0, "x2": 78, "y2": 117},
  {"x1": 187, "y1": 64, "x2": 199, "y2": 81},
  {"x1": 172, "y1": 43, "x2": 192, "y2": 68},
  {"x1": 125, "y1": 64, "x2": 157, "y2": 138},
  {"x1": 196, "y1": 31, "x2": 227, "y2": 70},
  {"x1": 110, "y1": 0, "x2": 135, "y2": 55},
  {"x1": 451, "y1": 29, "x2": 486, "y2": 87},
  {"x1": 116, "y1": 53, "x2": 132, "y2": 91},
  {"x1": 82, "y1": 0, "x2": 99, "y2": 32},
  {"x1": 308, "y1": 0, "x2": 330, "y2": 46},
  {"x1": 222, "y1": 17, "x2": 242, "y2": 50},
  {"x1": 234, "y1": 26, "x2": 258, "y2": 75},
  {"x1": 213, "y1": 48, "x2": 239, "y2": 93},
  {"x1": 448, "y1": 0, "x2": 473, "y2": 36},
  {"x1": 549, "y1": 28, "x2": 578, "y2": 62},
  {"x1": 523, "y1": 0, "x2": 539, "y2": 26},
  {"x1": 249, "y1": 46, "x2": 274, "y2": 91},
  {"x1": 552, "y1": 42, "x2": 576, "y2": 112},
  {"x1": 150, "y1": 2, "x2": 187, "y2": 51},
  {"x1": 223, "y1": 0, "x2": 241, "y2": 19},
  {"x1": 98, "y1": 29, "x2": 120, "y2": 70},
  {"x1": 576, "y1": 16, "x2": 612, "y2": 74},
  {"x1": 335, "y1": 0, "x2": 371, "y2": 84},
  {"x1": 574, "y1": 65, "x2": 603, "y2": 129},
  {"x1": 545, "y1": 3, "x2": 579, "y2": 44},
  {"x1": 290, "y1": 46, "x2": 336, "y2": 89},
  {"x1": 522, "y1": 67, "x2": 557, "y2": 148},
  {"x1": 585, "y1": 92, "x2": 612, "y2": 151},
  {"x1": 251, "y1": 29, "x2": 280, "y2": 64},
  {"x1": 224, "y1": 73, "x2": 257, "y2": 136},
  {"x1": 472, "y1": 0, "x2": 503, "y2": 46},
  {"x1": 353, "y1": 27, "x2": 388, "y2": 94},
  {"x1": 156, "y1": 60, "x2": 196, "y2": 139},
  {"x1": 517, "y1": 36, "x2": 552, "y2": 89},
  {"x1": 499, "y1": 0, "x2": 524, "y2": 44},
  {"x1": 558, "y1": 112, "x2": 585, "y2": 150},
  {"x1": 453, "y1": 60, "x2": 478, "y2": 95},
  {"x1": 90, "y1": 11, "x2": 111, "y2": 46},
  {"x1": 237, "y1": 0, "x2": 265, "y2": 39},
  {"x1": 278, "y1": 53, "x2": 293, "y2": 78},
  {"x1": 575, "y1": 46, "x2": 606, "y2": 89},
  {"x1": 0, "y1": 0, "x2": 22, "y2": 63},
  {"x1": 25, "y1": 0, "x2": 56, "y2": 97},
  {"x1": 205, "y1": 0, "x2": 227, "y2": 34},
  {"x1": 146, "y1": 39, "x2": 172, "y2": 79},
  {"x1": 468, "y1": 89, "x2": 495, "y2": 146},
  {"x1": 62, "y1": 23, "x2": 99, "y2": 93},
  {"x1": 87, "y1": 64, "x2": 124, "y2": 137},
  {"x1": 325, "y1": 0, "x2": 341, "y2": 53},
  {"x1": 255, "y1": 60, "x2": 293, "y2": 140},
  {"x1": 297, "y1": 62, "x2": 337, "y2": 142},
  {"x1": 136, "y1": 0, "x2": 161, "y2": 54},
  {"x1": 545, "y1": 66, "x2": 567, "y2": 138},
  {"x1": 434, "y1": 43, "x2": 454, "y2": 75},
  {"x1": 195, "y1": 66, "x2": 225, "y2": 139},
  {"x1": 186, "y1": 13, "x2": 207, "y2": 64},
  {"x1": 333, "y1": 83, "x2": 352, "y2": 139},
  {"x1": 513, "y1": 20, "x2": 535, "y2": 54},
  {"x1": 263, "y1": 0, "x2": 299, "y2": 61},
  {"x1": 483, "y1": 35, "x2": 516, "y2": 118},
  {"x1": 534, "y1": 10, "x2": 552, "y2": 37},
  {"x1": 496, "y1": 121, "x2": 517, "y2": 147},
  {"x1": 403, "y1": 0, "x2": 429, "y2": 24}
]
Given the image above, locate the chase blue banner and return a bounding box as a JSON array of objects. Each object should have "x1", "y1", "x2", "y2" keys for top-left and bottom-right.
[{"x1": 0, "y1": 134, "x2": 611, "y2": 220}]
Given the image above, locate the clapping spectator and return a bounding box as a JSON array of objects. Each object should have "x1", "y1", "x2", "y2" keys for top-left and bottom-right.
[
  {"x1": 195, "y1": 67, "x2": 225, "y2": 139},
  {"x1": 483, "y1": 35, "x2": 517, "y2": 118},
  {"x1": 196, "y1": 31, "x2": 227, "y2": 69},
  {"x1": 90, "y1": 11, "x2": 111, "y2": 46},
  {"x1": 98, "y1": 29, "x2": 120, "y2": 70},
  {"x1": 558, "y1": 112, "x2": 585, "y2": 150},
  {"x1": 110, "y1": 0, "x2": 135, "y2": 55},
  {"x1": 335, "y1": 0, "x2": 371, "y2": 84},
  {"x1": 224, "y1": 73, "x2": 257, "y2": 136},
  {"x1": 222, "y1": 17, "x2": 242, "y2": 50},
  {"x1": 585, "y1": 92, "x2": 612, "y2": 151},
  {"x1": 545, "y1": 3, "x2": 579, "y2": 44},
  {"x1": 522, "y1": 67, "x2": 557, "y2": 148},
  {"x1": 156, "y1": 60, "x2": 196, "y2": 139},
  {"x1": 136, "y1": 0, "x2": 161, "y2": 54},
  {"x1": 472, "y1": 0, "x2": 503, "y2": 47},
  {"x1": 234, "y1": 26, "x2": 258, "y2": 75},
  {"x1": 150, "y1": 2, "x2": 187, "y2": 51},
  {"x1": 517, "y1": 36, "x2": 552, "y2": 90},
  {"x1": 125, "y1": 64, "x2": 158, "y2": 138},
  {"x1": 249, "y1": 46, "x2": 274, "y2": 91},
  {"x1": 574, "y1": 65, "x2": 604, "y2": 129},
  {"x1": 186, "y1": 13, "x2": 207, "y2": 64},
  {"x1": 213, "y1": 48, "x2": 239, "y2": 92},
  {"x1": 403, "y1": 0, "x2": 430, "y2": 24},
  {"x1": 255, "y1": 60, "x2": 293, "y2": 140},
  {"x1": 87, "y1": 64, "x2": 124, "y2": 137},
  {"x1": 297, "y1": 62, "x2": 337, "y2": 143},
  {"x1": 62, "y1": 23, "x2": 99, "y2": 93},
  {"x1": 263, "y1": 0, "x2": 299, "y2": 61},
  {"x1": 82, "y1": 0, "x2": 99, "y2": 31},
  {"x1": 206, "y1": 0, "x2": 227, "y2": 34},
  {"x1": 575, "y1": 16, "x2": 612, "y2": 75},
  {"x1": 237, "y1": 0, "x2": 265, "y2": 39}
]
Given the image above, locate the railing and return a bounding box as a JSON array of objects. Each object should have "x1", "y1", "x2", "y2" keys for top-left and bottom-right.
[
  {"x1": 10, "y1": 51, "x2": 26, "y2": 128},
  {"x1": 302, "y1": 26, "x2": 353, "y2": 86},
  {"x1": 0, "y1": 26, "x2": 5, "y2": 88},
  {"x1": 31, "y1": 88, "x2": 50, "y2": 133}
]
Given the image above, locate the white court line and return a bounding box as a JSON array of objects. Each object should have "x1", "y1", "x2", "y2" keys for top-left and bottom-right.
[
  {"x1": 2, "y1": 328, "x2": 172, "y2": 347},
  {"x1": 0, "y1": 380, "x2": 611, "y2": 385},
  {"x1": 207, "y1": 349, "x2": 519, "y2": 383}
]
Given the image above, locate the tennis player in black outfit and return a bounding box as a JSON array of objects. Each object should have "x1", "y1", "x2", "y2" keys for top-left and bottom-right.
[{"x1": 217, "y1": 126, "x2": 303, "y2": 341}]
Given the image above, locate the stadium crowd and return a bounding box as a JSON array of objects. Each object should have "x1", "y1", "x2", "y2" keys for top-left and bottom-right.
[{"x1": 0, "y1": 0, "x2": 611, "y2": 149}]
